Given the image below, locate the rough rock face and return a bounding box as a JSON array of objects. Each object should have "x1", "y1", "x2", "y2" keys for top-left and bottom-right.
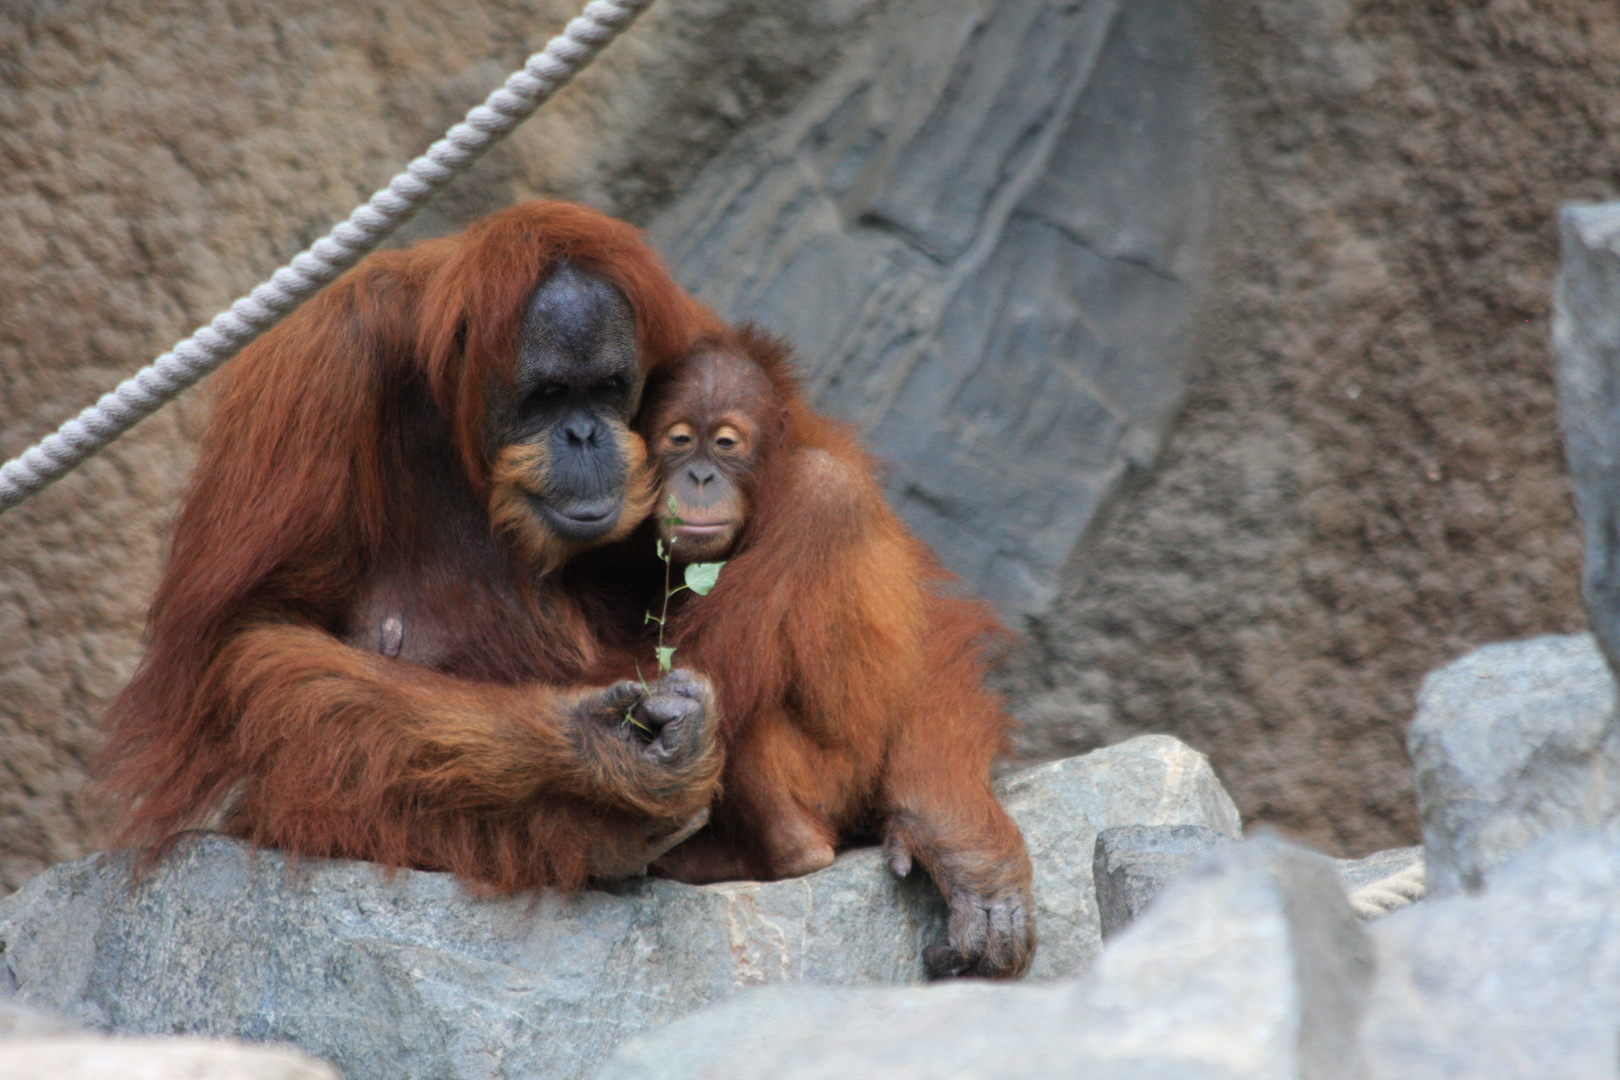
[
  {"x1": 649, "y1": 0, "x2": 1212, "y2": 620},
  {"x1": 0, "y1": 737, "x2": 1240, "y2": 1080},
  {"x1": 1002, "y1": 0, "x2": 1604, "y2": 857},
  {"x1": 998, "y1": 734, "x2": 1242, "y2": 977},
  {"x1": 595, "y1": 834, "x2": 1373, "y2": 1080},
  {"x1": 1093, "y1": 823, "x2": 1230, "y2": 939},
  {"x1": 1408, "y1": 633, "x2": 1620, "y2": 897}
]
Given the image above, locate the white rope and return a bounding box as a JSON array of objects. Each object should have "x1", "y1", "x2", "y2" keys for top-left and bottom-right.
[
  {"x1": 0, "y1": 0, "x2": 658, "y2": 515},
  {"x1": 1348, "y1": 861, "x2": 1426, "y2": 921}
]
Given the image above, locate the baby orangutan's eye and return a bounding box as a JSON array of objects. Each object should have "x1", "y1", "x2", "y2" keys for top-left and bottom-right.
[
  {"x1": 713, "y1": 423, "x2": 744, "y2": 452},
  {"x1": 668, "y1": 432, "x2": 693, "y2": 448}
]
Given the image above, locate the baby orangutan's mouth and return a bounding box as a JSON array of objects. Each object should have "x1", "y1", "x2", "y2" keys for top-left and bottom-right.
[{"x1": 673, "y1": 521, "x2": 731, "y2": 538}]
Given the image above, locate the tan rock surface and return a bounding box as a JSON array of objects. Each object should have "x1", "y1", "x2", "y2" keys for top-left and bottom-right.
[{"x1": 1005, "y1": 0, "x2": 1606, "y2": 854}]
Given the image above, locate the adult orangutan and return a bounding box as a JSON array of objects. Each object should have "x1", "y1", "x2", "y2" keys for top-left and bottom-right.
[
  {"x1": 98, "y1": 201, "x2": 729, "y2": 891},
  {"x1": 619, "y1": 329, "x2": 1036, "y2": 979}
]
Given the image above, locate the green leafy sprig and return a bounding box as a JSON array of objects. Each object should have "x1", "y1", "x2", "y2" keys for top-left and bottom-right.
[
  {"x1": 647, "y1": 495, "x2": 726, "y2": 671},
  {"x1": 625, "y1": 495, "x2": 725, "y2": 730}
]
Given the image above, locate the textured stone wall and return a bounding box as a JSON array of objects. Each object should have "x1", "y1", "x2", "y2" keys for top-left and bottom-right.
[{"x1": 1004, "y1": 0, "x2": 1612, "y2": 854}]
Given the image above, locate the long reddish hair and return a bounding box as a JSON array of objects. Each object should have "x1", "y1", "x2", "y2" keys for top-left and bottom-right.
[{"x1": 100, "y1": 201, "x2": 720, "y2": 846}]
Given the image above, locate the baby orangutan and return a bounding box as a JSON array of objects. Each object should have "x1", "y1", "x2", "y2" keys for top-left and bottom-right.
[{"x1": 630, "y1": 329, "x2": 1036, "y2": 979}]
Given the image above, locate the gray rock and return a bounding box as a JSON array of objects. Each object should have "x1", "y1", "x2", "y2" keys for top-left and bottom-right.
[
  {"x1": 0, "y1": 736, "x2": 1239, "y2": 1080},
  {"x1": 0, "y1": 835, "x2": 944, "y2": 1080},
  {"x1": 595, "y1": 834, "x2": 1371, "y2": 1080},
  {"x1": 999, "y1": 734, "x2": 1243, "y2": 977},
  {"x1": 1408, "y1": 633, "x2": 1620, "y2": 897},
  {"x1": 1554, "y1": 203, "x2": 1620, "y2": 678},
  {"x1": 1363, "y1": 827, "x2": 1620, "y2": 1080},
  {"x1": 1094, "y1": 823, "x2": 1231, "y2": 939},
  {"x1": 1070, "y1": 835, "x2": 1371, "y2": 1080},
  {"x1": 650, "y1": 0, "x2": 1213, "y2": 622}
]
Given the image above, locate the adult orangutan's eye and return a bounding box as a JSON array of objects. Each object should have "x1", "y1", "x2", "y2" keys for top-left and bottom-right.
[{"x1": 526, "y1": 383, "x2": 567, "y2": 410}]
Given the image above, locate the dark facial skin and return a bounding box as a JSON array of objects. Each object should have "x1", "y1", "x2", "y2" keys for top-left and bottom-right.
[
  {"x1": 486, "y1": 262, "x2": 643, "y2": 544},
  {"x1": 645, "y1": 349, "x2": 778, "y2": 564}
]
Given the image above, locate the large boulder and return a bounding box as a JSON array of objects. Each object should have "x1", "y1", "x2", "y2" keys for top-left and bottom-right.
[
  {"x1": 1407, "y1": 633, "x2": 1620, "y2": 896},
  {"x1": 595, "y1": 834, "x2": 1372, "y2": 1080},
  {"x1": 996, "y1": 733, "x2": 1242, "y2": 977},
  {"x1": 0, "y1": 735, "x2": 1239, "y2": 1080}
]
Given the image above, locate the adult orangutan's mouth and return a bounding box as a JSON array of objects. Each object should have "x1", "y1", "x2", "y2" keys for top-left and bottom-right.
[{"x1": 532, "y1": 494, "x2": 622, "y2": 542}]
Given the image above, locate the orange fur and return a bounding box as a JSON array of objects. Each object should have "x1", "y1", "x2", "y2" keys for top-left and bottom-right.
[
  {"x1": 98, "y1": 201, "x2": 724, "y2": 893},
  {"x1": 631, "y1": 329, "x2": 1036, "y2": 976}
]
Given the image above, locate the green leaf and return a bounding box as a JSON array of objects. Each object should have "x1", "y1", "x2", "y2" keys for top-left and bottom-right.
[
  {"x1": 683, "y1": 560, "x2": 726, "y2": 596},
  {"x1": 656, "y1": 645, "x2": 676, "y2": 673},
  {"x1": 667, "y1": 494, "x2": 680, "y2": 517},
  {"x1": 655, "y1": 538, "x2": 665, "y2": 561}
]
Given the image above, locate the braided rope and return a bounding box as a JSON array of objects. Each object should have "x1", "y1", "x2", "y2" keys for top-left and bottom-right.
[
  {"x1": 1348, "y1": 861, "x2": 1426, "y2": 921},
  {"x1": 0, "y1": 0, "x2": 657, "y2": 515}
]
